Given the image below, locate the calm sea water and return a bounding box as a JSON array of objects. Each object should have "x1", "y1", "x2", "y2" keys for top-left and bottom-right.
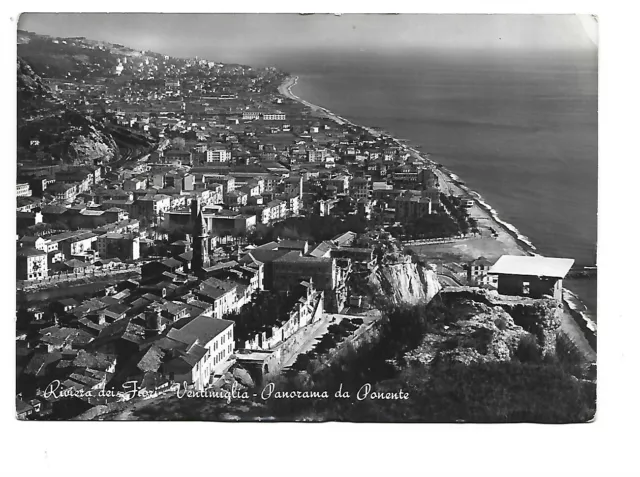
[{"x1": 263, "y1": 48, "x2": 597, "y2": 312}]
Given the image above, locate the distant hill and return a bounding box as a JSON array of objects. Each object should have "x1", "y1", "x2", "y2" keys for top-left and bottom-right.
[{"x1": 17, "y1": 30, "x2": 163, "y2": 80}]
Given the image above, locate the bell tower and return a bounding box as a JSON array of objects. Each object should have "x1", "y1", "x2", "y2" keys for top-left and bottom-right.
[{"x1": 190, "y1": 198, "x2": 210, "y2": 274}]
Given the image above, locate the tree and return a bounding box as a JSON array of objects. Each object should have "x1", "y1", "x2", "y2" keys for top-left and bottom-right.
[{"x1": 170, "y1": 137, "x2": 186, "y2": 150}]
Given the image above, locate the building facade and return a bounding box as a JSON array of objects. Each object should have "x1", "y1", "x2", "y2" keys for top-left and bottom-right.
[
  {"x1": 206, "y1": 149, "x2": 231, "y2": 163},
  {"x1": 17, "y1": 247, "x2": 48, "y2": 280}
]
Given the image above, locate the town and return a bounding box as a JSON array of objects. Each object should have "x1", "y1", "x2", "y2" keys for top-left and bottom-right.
[{"x1": 15, "y1": 30, "x2": 596, "y2": 421}]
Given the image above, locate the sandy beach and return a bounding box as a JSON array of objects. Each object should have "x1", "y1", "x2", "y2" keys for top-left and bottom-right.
[
  {"x1": 278, "y1": 75, "x2": 531, "y2": 263},
  {"x1": 276, "y1": 74, "x2": 597, "y2": 359}
]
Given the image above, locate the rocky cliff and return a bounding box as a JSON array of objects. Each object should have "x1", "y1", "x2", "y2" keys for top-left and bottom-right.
[{"x1": 368, "y1": 261, "x2": 441, "y2": 305}]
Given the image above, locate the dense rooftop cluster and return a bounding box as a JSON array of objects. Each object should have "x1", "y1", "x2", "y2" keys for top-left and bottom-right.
[{"x1": 15, "y1": 30, "x2": 474, "y2": 420}]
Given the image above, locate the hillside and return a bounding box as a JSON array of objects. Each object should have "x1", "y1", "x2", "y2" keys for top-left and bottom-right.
[
  {"x1": 17, "y1": 57, "x2": 121, "y2": 165},
  {"x1": 17, "y1": 30, "x2": 160, "y2": 80}
]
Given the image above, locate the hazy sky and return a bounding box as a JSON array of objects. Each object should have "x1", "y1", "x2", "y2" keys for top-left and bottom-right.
[{"x1": 19, "y1": 14, "x2": 597, "y2": 66}]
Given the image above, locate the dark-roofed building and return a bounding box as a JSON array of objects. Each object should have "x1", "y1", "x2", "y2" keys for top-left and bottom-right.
[
  {"x1": 141, "y1": 258, "x2": 184, "y2": 280},
  {"x1": 40, "y1": 204, "x2": 68, "y2": 224},
  {"x1": 16, "y1": 397, "x2": 35, "y2": 420},
  {"x1": 102, "y1": 303, "x2": 130, "y2": 322},
  {"x1": 88, "y1": 317, "x2": 146, "y2": 363},
  {"x1": 238, "y1": 249, "x2": 287, "y2": 291},
  {"x1": 108, "y1": 345, "x2": 166, "y2": 392},
  {"x1": 47, "y1": 230, "x2": 97, "y2": 260},
  {"x1": 50, "y1": 298, "x2": 80, "y2": 315},
  {"x1": 182, "y1": 299, "x2": 214, "y2": 318},
  {"x1": 36, "y1": 326, "x2": 93, "y2": 352},
  {"x1": 272, "y1": 251, "x2": 337, "y2": 292},
  {"x1": 72, "y1": 349, "x2": 116, "y2": 372},
  {"x1": 164, "y1": 149, "x2": 193, "y2": 166},
  {"x1": 161, "y1": 301, "x2": 189, "y2": 322}
]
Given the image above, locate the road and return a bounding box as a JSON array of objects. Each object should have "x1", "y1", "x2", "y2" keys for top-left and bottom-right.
[{"x1": 281, "y1": 312, "x2": 381, "y2": 369}]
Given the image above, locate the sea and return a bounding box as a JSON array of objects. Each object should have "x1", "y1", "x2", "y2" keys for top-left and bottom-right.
[{"x1": 267, "y1": 48, "x2": 598, "y2": 315}]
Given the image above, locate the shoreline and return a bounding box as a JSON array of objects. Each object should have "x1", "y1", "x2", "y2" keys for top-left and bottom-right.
[
  {"x1": 278, "y1": 75, "x2": 537, "y2": 257},
  {"x1": 277, "y1": 74, "x2": 596, "y2": 321}
]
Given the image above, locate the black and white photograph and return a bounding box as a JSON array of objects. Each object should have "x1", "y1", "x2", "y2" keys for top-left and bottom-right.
[
  {"x1": 11, "y1": 3, "x2": 640, "y2": 474},
  {"x1": 13, "y1": 11, "x2": 601, "y2": 425}
]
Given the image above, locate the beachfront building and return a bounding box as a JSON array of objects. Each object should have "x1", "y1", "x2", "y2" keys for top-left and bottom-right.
[{"x1": 488, "y1": 255, "x2": 575, "y2": 301}]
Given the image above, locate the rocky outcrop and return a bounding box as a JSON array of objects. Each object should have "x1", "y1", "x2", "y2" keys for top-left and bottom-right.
[
  {"x1": 368, "y1": 262, "x2": 441, "y2": 306},
  {"x1": 439, "y1": 287, "x2": 562, "y2": 355},
  {"x1": 405, "y1": 287, "x2": 562, "y2": 367},
  {"x1": 66, "y1": 125, "x2": 119, "y2": 162}
]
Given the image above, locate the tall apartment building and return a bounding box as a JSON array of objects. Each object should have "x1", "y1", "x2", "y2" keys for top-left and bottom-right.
[
  {"x1": 395, "y1": 191, "x2": 433, "y2": 223},
  {"x1": 206, "y1": 149, "x2": 231, "y2": 163}
]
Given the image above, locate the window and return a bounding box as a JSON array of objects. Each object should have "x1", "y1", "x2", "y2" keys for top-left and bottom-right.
[{"x1": 523, "y1": 281, "x2": 530, "y2": 295}]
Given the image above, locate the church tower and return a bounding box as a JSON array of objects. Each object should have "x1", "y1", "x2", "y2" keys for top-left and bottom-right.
[{"x1": 190, "y1": 198, "x2": 210, "y2": 274}]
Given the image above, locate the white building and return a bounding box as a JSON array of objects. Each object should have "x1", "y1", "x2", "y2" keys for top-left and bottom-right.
[
  {"x1": 165, "y1": 317, "x2": 235, "y2": 390},
  {"x1": 262, "y1": 113, "x2": 286, "y2": 121},
  {"x1": 206, "y1": 149, "x2": 231, "y2": 163}
]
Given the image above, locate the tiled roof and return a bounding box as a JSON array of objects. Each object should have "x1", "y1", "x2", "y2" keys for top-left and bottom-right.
[
  {"x1": 177, "y1": 315, "x2": 234, "y2": 345},
  {"x1": 17, "y1": 247, "x2": 46, "y2": 257}
]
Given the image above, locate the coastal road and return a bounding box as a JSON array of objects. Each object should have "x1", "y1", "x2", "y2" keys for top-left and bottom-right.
[{"x1": 434, "y1": 168, "x2": 452, "y2": 196}]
